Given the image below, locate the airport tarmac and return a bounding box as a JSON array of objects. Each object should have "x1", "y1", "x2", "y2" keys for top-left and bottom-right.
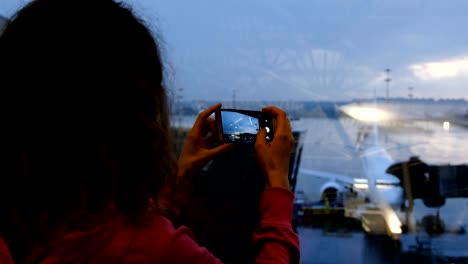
[
  {"x1": 299, "y1": 227, "x2": 468, "y2": 263},
  {"x1": 295, "y1": 117, "x2": 468, "y2": 263}
]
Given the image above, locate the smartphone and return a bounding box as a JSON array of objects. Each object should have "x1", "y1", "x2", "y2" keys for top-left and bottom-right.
[{"x1": 215, "y1": 109, "x2": 275, "y2": 144}]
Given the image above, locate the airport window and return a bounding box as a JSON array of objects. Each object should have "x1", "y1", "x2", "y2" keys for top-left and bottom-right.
[{"x1": 2, "y1": 0, "x2": 468, "y2": 263}]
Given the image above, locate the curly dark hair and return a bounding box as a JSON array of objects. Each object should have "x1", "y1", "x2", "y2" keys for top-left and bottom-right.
[{"x1": 0, "y1": 0, "x2": 177, "y2": 262}]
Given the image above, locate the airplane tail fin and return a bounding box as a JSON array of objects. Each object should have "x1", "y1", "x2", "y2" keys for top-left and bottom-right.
[
  {"x1": 355, "y1": 121, "x2": 380, "y2": 150},
  {"x1": 371, "y1": 94, "x2": 380, "y2": 147},
  {"x1": 372, "y1": 120, "x2": 380, "y2": 147}
]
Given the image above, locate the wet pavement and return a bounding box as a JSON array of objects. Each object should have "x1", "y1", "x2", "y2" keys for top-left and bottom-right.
[{"x1": 298, "y1": 227, "x2": 468, "y2": 263}]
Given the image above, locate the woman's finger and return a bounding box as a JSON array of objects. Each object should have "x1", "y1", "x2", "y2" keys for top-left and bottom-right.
[
  {"x1": 190, "y1": 104, "x2": 221, "y2": 136},
  {"x1": 203, "y1": 133, "x2": 219, "y2": 148},
  {"x1": 206, "y1": 117, "x2": 217, "y2": 135},
  {"x1": 255, "y1": 127, "x2": 268, "y2": 152},
  {"x1": 194, "y1": 104, "x2": 221, "y2": 127},
  {"x1": 262, "y1": 106, "x2": 290, "y2": 133}
]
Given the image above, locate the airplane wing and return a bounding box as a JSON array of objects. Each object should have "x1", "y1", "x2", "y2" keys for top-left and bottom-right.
[{"x1": 298, "y1": 168, "x2": 359, "y2": 186}]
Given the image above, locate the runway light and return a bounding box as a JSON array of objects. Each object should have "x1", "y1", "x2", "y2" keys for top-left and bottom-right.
[{"x1": 443, "y1": 121, "x2": 450, "y2": 131}]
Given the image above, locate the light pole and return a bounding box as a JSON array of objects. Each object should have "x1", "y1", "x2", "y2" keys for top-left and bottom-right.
[
  {"x1": 384, "y1": 68, "x2": 391, "y2": 100},
  {"x1": 408, "y1": 86, "x2": 414, "y2": 99},
  {"x1": 232, "y1": 89, "x2": 236, "y2": 109}
]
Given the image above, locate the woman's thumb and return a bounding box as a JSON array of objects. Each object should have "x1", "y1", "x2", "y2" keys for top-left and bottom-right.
[{"x1": 255, "y1": 128, "x2": 267, "y2": 150}]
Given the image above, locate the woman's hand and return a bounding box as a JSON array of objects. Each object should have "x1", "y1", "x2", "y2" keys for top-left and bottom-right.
[
  {"x1": 255, "y1": 106, "x2": 295, "y2": 190},
  {"x1": 177, "y1": 103, "x2": 234, "y2": 183}
]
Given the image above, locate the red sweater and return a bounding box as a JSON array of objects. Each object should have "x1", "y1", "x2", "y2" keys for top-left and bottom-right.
[{"x1": 0, "y1": 185, "x2": 299, "y2": 263}]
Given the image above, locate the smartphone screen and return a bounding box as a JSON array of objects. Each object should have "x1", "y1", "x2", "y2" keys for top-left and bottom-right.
[
  {"x1": 218, "y1": 109, "x2": 274, "y2": 144},
  {"x1": 221, "y1": 110, "x2": 259, "y2": 143}
]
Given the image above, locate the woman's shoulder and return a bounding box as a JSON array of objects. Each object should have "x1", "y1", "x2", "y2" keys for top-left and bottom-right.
[
  {"x1": 125, "y1": 214, "x2": 222, "y2": 264},
  {"x1": 43, "y1": 213, "x2": 191, "y2": 263},
  {"x1": 130, "y1": 213, "x2": 189, "y2": 241},
  {"x1": 111, "y1": 214, "x2": 202, "y2": 263}
]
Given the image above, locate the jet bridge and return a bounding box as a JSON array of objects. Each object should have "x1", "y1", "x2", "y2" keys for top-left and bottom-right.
[{"x1": 387, "y1": 157, "x2": 468, "y2": 235}]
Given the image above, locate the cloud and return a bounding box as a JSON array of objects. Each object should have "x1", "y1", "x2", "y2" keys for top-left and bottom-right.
[{"x1": 410, "y1": 56, "x2": 468, "y2": 80}]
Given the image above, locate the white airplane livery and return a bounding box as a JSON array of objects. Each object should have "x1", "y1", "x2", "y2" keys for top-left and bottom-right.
[
  {"x1": 298, "y1": 103, "x2": 405, "y2": 237},
  {"x1": 299, "y1": 128, "x2": 404, "y2": 208}
]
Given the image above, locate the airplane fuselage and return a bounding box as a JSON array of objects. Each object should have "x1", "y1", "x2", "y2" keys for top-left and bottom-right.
[{"x1": 361, "y1": 146, "x2": 404, "y2": 207}]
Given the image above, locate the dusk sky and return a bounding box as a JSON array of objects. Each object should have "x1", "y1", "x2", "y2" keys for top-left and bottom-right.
[{"x1": 2, "y1": 0, "x2": 468, "y2": 101}]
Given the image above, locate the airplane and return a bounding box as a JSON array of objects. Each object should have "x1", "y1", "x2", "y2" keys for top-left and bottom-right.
[{"x1": 297, "y1": 103, "x2": 404, "y2": 238}]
